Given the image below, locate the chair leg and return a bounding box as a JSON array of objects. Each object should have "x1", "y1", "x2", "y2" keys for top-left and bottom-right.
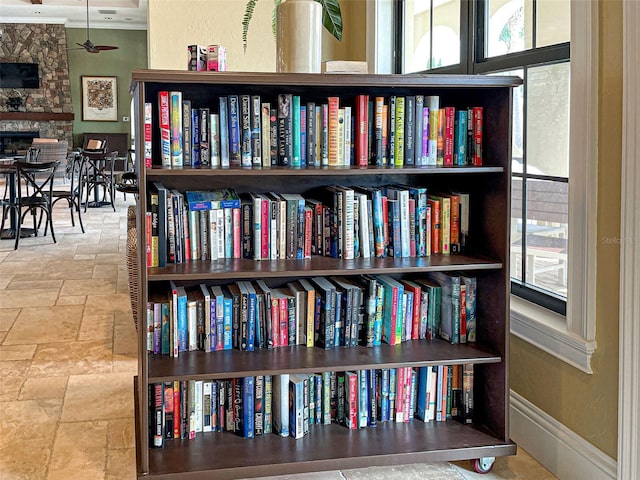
[
  {"x1": 76, "y1": 199, "x2": 85, "y2": 233},
  {"x1": 48, "y1": 210, "x2": 56, "y2": 244}
]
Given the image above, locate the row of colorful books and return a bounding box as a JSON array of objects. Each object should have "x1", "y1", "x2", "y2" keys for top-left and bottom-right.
[
  {"x1": 146, "y1": 185, "x2": 469, "y2": 267},
  {"x1": 147, "y1": 272, "x2": 476, "y2": 358},
  {"x1": 148, "y1": 92, "x2": 483, "y2": 169},
  {"x1": 149, "y1": 364, "x2": 474, "y2": 446}
]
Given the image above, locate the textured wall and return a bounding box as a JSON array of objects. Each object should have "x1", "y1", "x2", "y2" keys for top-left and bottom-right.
[
  {"x1": 0, "y1": 24, "x2": 73, "y2": 143},
  {"x1": 510, "y1": 0, "x2": 622, "y2": 459}
]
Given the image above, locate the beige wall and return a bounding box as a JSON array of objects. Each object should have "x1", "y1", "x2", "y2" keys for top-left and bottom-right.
[
  {"x1": 148, "y1": 0, "x2": 366, "y2": 71},
  {"x1": 510, "y1": 0, "x2": 622, "y2": 459}
]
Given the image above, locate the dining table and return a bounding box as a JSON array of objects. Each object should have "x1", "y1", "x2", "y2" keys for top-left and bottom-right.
[{"x1": 0, "y1": 157, "x2": 37, "y2": 240}]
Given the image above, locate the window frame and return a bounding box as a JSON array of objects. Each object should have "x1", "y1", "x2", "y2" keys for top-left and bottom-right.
[{"x1": 391, "y1": 0, "x2": 598, "y2": 372}]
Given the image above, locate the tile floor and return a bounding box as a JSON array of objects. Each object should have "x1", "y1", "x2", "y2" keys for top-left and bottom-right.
[{"x1": 0, "y1": 193, "x2": 557, "y2": 480}]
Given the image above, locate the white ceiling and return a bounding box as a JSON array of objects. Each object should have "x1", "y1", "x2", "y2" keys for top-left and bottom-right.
[{"x1": 0, "y1": 0, "x2": 147, "y2": 30}]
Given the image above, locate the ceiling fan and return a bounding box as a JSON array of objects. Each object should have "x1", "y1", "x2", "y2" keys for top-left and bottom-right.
[{"x1": 68, "y1": 0, "x2": 119, "y2": 53}]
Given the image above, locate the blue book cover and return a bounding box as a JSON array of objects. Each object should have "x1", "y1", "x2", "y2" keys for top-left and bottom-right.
[
  {"x1": 242, "y1": 376, "x2": 255, "y2": 438},
  {"x1": 219, "y1": 97, "x2": 230, "y2": 167},
  {"x1": 368, "y1": 369, "x2": 377, "y2": 427},
  {"x1": 380, "y1": 368, "x2": 390, "y2": 422},
  {"x1": 404, "y1": 290, "x2": 414, "y2": 342},
  {"x1": 407, "y1": 186, "x2": 428, "y2": 256},
  {"x1": 388, "y1": 368, "x2": 397, "y2": 421},
  {"x1": 292, "y1": 95, "x2": 301, "y2": 167},
  {"x1": 416, "y1": 366, "x2": 429, "y2": 421},
  {"x1": 185, "y1": 189, "x2": 240, "y2": 211},
  {"x1": 455, "y1": 109, "x2": 468, "y2": 165},
  {"x1": 223, "y1": 296, "x2": 233, "y2": 350},
  {"x1": 240, "y1": 95, "x2": 252, "y2": 167},
  {"x1": 289, "y1": 374, "x2": 305, "y2": 439},
  {"x1": 191, "y1": 106, "x2": 200, "y2": 166},
  {"x1": 358, "y1": 370, "x2": 368, "y2": 428},
  {"x1": 176, "y1": 286, "x2": 188, "y2": 352},
  {"x1": 227, "y1": 95, "x2": 241, "y2": 167},
  {"x1": 245, "y1": 282, "x2": 257, "y2": 351}
]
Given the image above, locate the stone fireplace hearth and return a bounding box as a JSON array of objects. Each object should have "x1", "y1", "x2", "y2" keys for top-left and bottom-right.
[{"x1": 0, "y1": 24, "x2": 74, "y2": 148}]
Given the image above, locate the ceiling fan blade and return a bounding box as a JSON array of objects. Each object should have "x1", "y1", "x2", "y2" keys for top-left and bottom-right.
[{"x1": 95, "y1": 45, "x2": 119, "y2": 51}]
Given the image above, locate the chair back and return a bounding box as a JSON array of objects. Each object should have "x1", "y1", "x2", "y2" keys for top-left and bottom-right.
[
  {"x1": 82, "y1": 137, "x2": 108, "y2": 154},
  {"x1": 31, "y1": 140, "x2": 69, "y2": 164},
  {"x1": 15, "y1": 161, "x2": 59, "y2": 205}
]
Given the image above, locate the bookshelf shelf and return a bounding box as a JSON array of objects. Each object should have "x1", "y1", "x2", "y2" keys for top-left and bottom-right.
[
  {"x1": 132, "y1": 70, "x2": 519, "y2": 478},
  {"x1": 147, "y1": 340, "x2": 502, "y2": 383},
  {"x1": 147, "y1": 421, "x2": 514, "y2": 479},
  {"x1": 146, "y1": 255, "x2": 502, "y2": 282}
]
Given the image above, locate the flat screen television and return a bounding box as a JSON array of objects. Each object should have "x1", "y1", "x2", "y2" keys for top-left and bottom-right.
[{"x1": 0, "y1": 63, "x2": 40, "y2": 89}]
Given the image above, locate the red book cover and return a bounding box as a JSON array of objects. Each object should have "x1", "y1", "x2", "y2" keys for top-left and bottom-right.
[
  {"x1": 460, "y1": 284, "x2": 467, "y2": 343},
  {"x1": 346, "y1": 372, "x2": 358, "y2": 429},
  {"x1": 436, "y1": 108, "x2": 446, "y2": 166},
  {"x1": 327, "y1": 97, "x2": 340, "y2": 166},
  {"x1": 173, "y1": 381, "x2": 180, "y2": 439},
  {"x1": 271, "y1": 297, "x2": 280, "y2": 348},
  {"x1": 261, "y1": 198, "x2": 270, "y2": 260},
  {"x1": 279, "y1": 296, "x2": 288, "y2": 347},
  {"x1": 382, "y1": 195, "x2": 389, "y2": 256},
  {"x1": 427, "y1": 198, "x2": 440, "y2": 254},
  {"x1": 473, "y1": 107, "x2": 483, "y2": 165},
  {"x1": 232, "y1": 208, "x2": 241, "y2": 259},
  {"x1": 355, "y1": 94, "x2": 369, "y2": 166},
  {"x1": 402, "y1": 281, "x2": 422, "y2": 340},
  {"x1": 304, "y1": 207, "x2": 313, "y2": 259},
  {"x1": 444, "y1": 107, "x2": 455, "y2": 166},
  {"x1": 158, "y1": 91, "x2": 171, "y2": 167}
]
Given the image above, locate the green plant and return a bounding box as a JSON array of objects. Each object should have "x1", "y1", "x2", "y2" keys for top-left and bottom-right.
[{"x1": 242, "y1": 0, "x2": 343, "y2": 53}]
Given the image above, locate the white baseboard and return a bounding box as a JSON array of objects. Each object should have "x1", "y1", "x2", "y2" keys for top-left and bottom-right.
[{"x1": 510, "y1": 390, "x2": 617, "y2": 480}]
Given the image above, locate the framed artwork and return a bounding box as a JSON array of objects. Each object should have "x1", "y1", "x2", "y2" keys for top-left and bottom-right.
[{"x1": 81, "y1": 76, "x2": 118, "y2": 121}]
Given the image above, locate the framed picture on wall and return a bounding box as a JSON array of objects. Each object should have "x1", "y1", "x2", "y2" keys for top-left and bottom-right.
[{"x1": 81, "y1": 76, "x2": 118, "y2": 121}]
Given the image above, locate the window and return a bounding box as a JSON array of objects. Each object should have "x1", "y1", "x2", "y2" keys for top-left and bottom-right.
[{"x1": 398, "y1": 0, "x2": 597, "y2": 371}]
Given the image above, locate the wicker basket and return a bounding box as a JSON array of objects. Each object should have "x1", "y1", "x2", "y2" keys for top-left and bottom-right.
[{"x1": 126, "y1": 205, "x2": 138, "y2": 331}]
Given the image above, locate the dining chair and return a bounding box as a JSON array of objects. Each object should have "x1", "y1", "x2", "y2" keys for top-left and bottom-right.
[
  {"x1": 81, "y1": 150, "x2": 117, "y2": 212},
  {"x1": 50, "y1": 153, "x2": 85, "y2": 233},
  {"x1": 0, "y1": 160, "x2": 59, "y2": 250}
]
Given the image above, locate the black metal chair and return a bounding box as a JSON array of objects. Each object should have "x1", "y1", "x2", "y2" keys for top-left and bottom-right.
[
  {"x1": 50, "y1": 153, "x2": 85, "y2": 233},
  {"x1": 0, "y1": 160, "x2": 59, "y2": 250},
  {"x1": 80, "y1": 150, "x2": 117, "y2": 212}
]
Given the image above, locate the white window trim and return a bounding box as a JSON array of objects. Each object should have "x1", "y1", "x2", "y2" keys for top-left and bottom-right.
[{"x1": 510, "y1": 0, "x2": 598, "y2": 374}]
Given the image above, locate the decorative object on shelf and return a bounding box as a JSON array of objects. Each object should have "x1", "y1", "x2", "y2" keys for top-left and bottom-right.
[
  {"x1": 275, "y1": 0, "x2": 322, "y2": 73},
  {"x1": 81, "y1": 76, "x2": 118, "y2": 122},
  {"x1": 242, "y1": 0, "x2": 343, "y2": 66}
]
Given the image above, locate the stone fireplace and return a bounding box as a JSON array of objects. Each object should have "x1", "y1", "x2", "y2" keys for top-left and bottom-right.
[{"x1": 0, "y1": 24, "x2": 74, "y2": 149}]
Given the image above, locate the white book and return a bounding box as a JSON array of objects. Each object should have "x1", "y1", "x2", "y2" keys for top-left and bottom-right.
[
  {"x1": 261, "y1": 102, "x2": 271, "y2": 167},
  {"x1": 187, "y1": 296, "x2": 198, "y2": 351},
  {"x1": 343, "y1": 106, "x2": 352, "y2": 165},
  {"x1": 213, "y1": 209, "x2": 223, "y2": 259},
  {"x1": 195, "y1": 380, "x2": 203, "y2": 432},
  {"x1": 386, "y1": 187, "x2": 411, "y2": 258},
  {"x1": 208, "y1": 210, "x2": 218, "y2": 261},
  {"x1": 210, "y1": 113, "x2": 220, "y2": 167},
  {"x1": 272, "y1": 374, "x2": 290, "y2": 437},
  {"x1": 337, "y1": 108, "x2": 345, "y2": 166},
  {"x1": 250, "y1": 193, "x2": 262, "y2": 260}
]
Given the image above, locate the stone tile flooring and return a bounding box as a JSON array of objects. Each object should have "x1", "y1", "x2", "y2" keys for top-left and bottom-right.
[{"x1": 0, "y1": 193, "x2": 557, "y2": 479}]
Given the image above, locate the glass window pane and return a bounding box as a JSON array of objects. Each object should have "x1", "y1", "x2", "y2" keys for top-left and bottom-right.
[
  {"x1": 536, "y1": 0, "x2": 570, "y2": 47},
  {"x1": 403, "y1": 0, "x2": 461, "y2": 73},
  {"x1": 510, "y1": 177, "x2": 524, "y2": 282},
  {"x1": 432, "y1": 0, "x2": 460, "y2": 68},
  {"x1": 526, "y1": 62, "x2": 570, "y2": 177},
  {"x1": 524, "y1": 179, "x2": 568, "y2": 297},
  {"x1": 486, "y1": 0, "x2": 533, "y2": 57},
  {"x1": 404, "y1": 0, "x2": 433, "y2": 73}
]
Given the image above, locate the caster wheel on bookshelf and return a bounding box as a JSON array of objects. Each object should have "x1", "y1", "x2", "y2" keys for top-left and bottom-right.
[{"x1": 471, "y1": 457, "x2": 495, "y2": 474}]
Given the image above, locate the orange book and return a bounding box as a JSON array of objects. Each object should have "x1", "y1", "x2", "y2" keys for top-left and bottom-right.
[
  {"x1": 355, "y1": 94, "x2": 369, "y2": 166},
  {"x1": 427, "y1": 197, "x2": 440, "y2": 254}
]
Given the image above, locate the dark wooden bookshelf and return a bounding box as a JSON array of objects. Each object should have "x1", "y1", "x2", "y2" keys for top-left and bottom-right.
[{"x1": 132, "y1": 69, "x2": 519, "y2": 478}]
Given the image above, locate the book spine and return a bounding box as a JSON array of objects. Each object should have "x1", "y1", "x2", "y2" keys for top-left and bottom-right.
[
  {"x1": 261, "y1": 102, "x2": 271, "y2": 167},
  {"x1": 455, "y1": 109, "x2": 467, "y2": 166},
  {"x1": 144, "y1": 102, "x2": 153, "y2": 168},
  {"x1": 251, "y1": 95, "x2": 262, "y2": 166},
  {"x1": 199, "y1": 108, "x2": 210, "y2": 166},
  {"x1": 219, "y1": 97, "x2": 230, "y2": 167},
  {"x1": 210, "y1": 113, "x2": 220, "y2": 167},
  {"x1": 343, "y1": 106, "x2": 352, "y2": 165},
  {"x1": 292, "y1": 95, "x2": 301, "y2": 167},
  {"x1": 158, "y1": 91, "x2": 171, "y2": 167},
  {"x1": 444, "y1": 106, "x2": 455, "y2": 166},
  {"x1": 300, "y1": 105, "x2": 307, "y2": 167},
  {"x1": 228, "y1": 96, "x2": 241, "y2": 166},
  {"x1": 355, "y1": 94, "x2": 369, "y2": 166},
  {"x1": 182, "y1": 99, "x2": 191, "y2": 166},
  {"x1": 422, "y1": 107, "x2": 430, "y2": 165},
  {"x1": 269, "y1": 108, "x2": 278, "y2": 166},
  {"x1": 405, "y1": 96, "x2": 415, "y2": 166},
  {"x1": 306, "y1": 102, "x2": 316, "y2": 166},
  {"x1": 191, "y1": 108, "x2": 200, "y2": 167},
  {"x1": 240, "y1": 95, "x2": 252, "y2": 167},
  {"x1": 170, "y1": 92, "x2": 183, "y2": 167},
  {"x1": 427, "y1": 96, "x2": 439, "y2": 165},
  {"x1": 327, "y1": 97, "x2": 340, "y2": 165},
  {"x1": 473, "y1": 106, "x2": 483, "y2": 165},
  {"x1": 254, "y1": 375, "x2": 264, "y2": 436},
  {"x1": 277, "y1": 94, "x2": 293, "y2": 166},
  {"x1": 414, "y1": 95, "x2": 424, "y2": 165},
  {"x1": 388, "y1": 96, "x2": 396, "y2": 166},
  {"x1": 374, "y1": 97, "x2": 384, "y2": 165}
]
